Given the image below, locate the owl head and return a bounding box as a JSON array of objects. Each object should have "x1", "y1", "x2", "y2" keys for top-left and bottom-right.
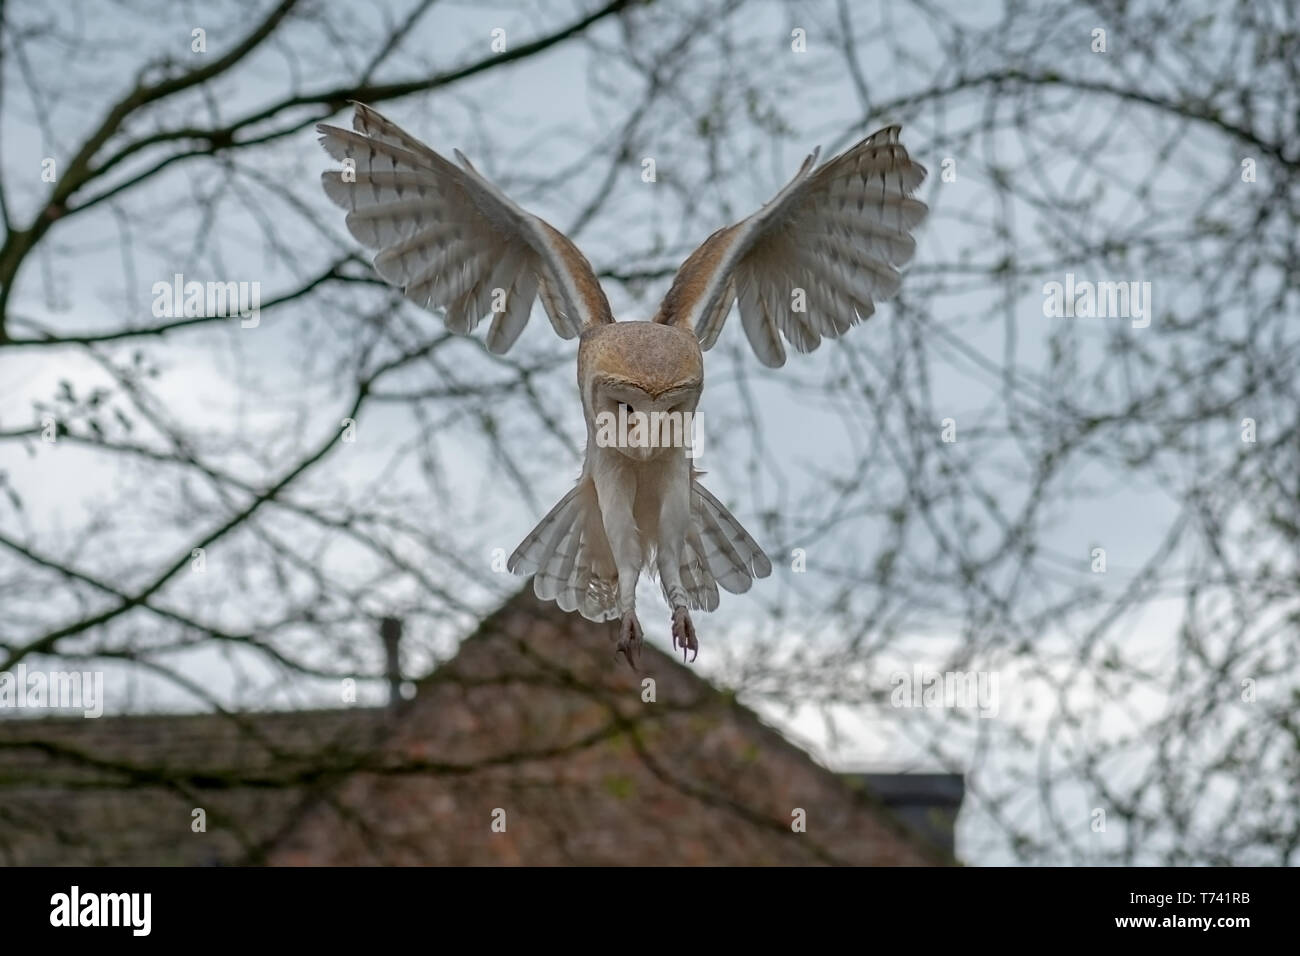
[{"x1": 578, "y1": 321, "x2": 703, "y2": 460}]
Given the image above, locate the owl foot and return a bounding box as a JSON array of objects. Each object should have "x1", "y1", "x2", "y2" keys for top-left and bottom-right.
[
  {"x1": 672, "y1": 607, "x2": 698, "y2": 663},
  {"x1": 616, "y1": 612, "x2": 644, "y2": 670}
]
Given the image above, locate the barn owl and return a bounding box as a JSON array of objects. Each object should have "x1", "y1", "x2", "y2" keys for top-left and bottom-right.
[{"x1": 318, "y1": 104, "x2": 927, "y2": 667}]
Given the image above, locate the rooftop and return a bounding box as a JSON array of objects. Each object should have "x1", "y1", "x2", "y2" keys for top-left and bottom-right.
[{"x1": 0, "y1": 588, "x2": 960, "y2": 865}]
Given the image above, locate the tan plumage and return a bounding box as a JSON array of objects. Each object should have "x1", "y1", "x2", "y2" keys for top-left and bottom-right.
[
  {"x1": 317, "y1": 104, "x2": 927, "y2": 665},
  {"x1": 576, "y1": 322, "x2": 701, "y2": 399}
]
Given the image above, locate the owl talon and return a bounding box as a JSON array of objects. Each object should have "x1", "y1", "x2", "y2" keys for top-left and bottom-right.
[
  {"x1": 616, "y1": 612, "x2": 644, "y2": 670},
  {"x1": 672, "y1": 607, "x2": 697, "y2": 663}
]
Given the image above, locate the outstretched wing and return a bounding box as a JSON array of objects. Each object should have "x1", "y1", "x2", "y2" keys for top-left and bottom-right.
[
  {"x1": 653, "y1": 126, "x2": 927, "y2": 367},
  {"x1": 318, "y1": 103, "x2": 612, "y2": 352}
]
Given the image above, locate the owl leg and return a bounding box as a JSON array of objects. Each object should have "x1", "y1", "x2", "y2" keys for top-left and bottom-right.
[
  {"x1": 671, "y1": 607, "x2": 698, "y2": 663},
  {"x1": 594, "y1": 464, "x2": 644, "y2": 669},
  {"x1": 617, "y1": 612, "x2": 644, "y2": 670},
  {"x1": 656, "y1": 469, "x2": 697, "y2": 662}
]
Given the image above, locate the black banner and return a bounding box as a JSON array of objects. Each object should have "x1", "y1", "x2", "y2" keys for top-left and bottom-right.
[{"x1": 1, "y1": 866, "x2": 1278, "y2": 941}]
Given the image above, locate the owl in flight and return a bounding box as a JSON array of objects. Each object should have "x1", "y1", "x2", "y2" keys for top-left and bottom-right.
[{"x1": 319, "y1": 104, "x2": 927, "y2": 667}]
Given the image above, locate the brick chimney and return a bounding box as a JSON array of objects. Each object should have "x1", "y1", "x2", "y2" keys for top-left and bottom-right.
[{"x1": 379, "y1": 617, "x2": 403, "y2": 708}]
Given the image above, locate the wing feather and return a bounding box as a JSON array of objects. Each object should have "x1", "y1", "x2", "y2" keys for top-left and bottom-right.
[
  {"x1": 675, "y1": 529, "x2": 721, "y2": 613},
  {"x1": 318, "y1": 103, "x2": 612, "y2": 347},
  {"x1": 653, "y1": 126, "x2": 927, "y2": 366},
  {"x1": 692, "y1": 480, "x2": 772, "y2": 595},
  {"x1": 508, "y1": 479, "x2": 618, "y2": 623}
]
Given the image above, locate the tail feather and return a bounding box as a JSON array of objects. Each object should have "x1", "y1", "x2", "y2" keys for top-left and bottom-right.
[
  {"x1": 511, "y1": 475, "x2": 770, "y2": 622},
  {"x1": 508, "y1": 479, "x2": 618, "y2": 622},
  {"x1": 685, "y1": 480, "x2": 772, "y2": 600},
  {"x1": 675, "y1": 527, "x2": 721, "y2": 612}
]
